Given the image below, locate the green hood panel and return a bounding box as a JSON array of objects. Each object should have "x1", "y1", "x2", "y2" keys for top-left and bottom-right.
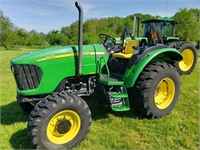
[
  {"x1": 11, "y1": 44, "x2": 108, "y2": 95},
  {"x1": 12, "y1": 45, "x2": 105, "y2": 64},
  {"x1": 12, "y1": 46, "x2": 66, "y2": 64}
]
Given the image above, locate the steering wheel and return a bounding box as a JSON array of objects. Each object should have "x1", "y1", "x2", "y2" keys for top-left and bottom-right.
[{"x1": 99, "y1": 34, "x2": 116, "y2": 48}]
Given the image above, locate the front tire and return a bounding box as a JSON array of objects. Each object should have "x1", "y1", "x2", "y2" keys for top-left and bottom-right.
[
  {"x1": 129, "y1": 62, "x2": 180, "y2": 119},
  {"x1": 28, "y1": 91, "x2": 91, "y2": 150}
]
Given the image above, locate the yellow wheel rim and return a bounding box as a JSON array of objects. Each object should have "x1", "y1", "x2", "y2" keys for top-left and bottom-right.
[
  {"x1": 154, "y1": 78, "x2": 175, "y2": 109},
  {"x1": 47, "y1": 110, "x2": 81, "y2": 144},
  {"x1": 179, "y1": 48, "x2": 194, "y2": 71}
]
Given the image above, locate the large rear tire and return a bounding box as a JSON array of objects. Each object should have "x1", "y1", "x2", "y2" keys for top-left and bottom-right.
[
  {"x1": 28, "y1": 91, "x2": 91, "y2": 150},
  {"x1": 175, "y1": 42, "x2": 197, "y2": 75},
  {"x1": 129, "y1": 62, "x2": 180, "y2": 119}
]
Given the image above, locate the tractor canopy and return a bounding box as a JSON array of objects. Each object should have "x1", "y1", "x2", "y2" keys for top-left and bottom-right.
[{"x1": 142, "y1": 17, "x2": 177, "y2": 23}]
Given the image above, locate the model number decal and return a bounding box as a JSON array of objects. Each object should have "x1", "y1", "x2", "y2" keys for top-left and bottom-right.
[{"x1": 37, "y1": 52, "x2": 105, "y2": 62}]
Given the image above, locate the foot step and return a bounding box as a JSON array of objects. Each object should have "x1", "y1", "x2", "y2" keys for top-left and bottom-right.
[{"x1": 109, "y1": 92, "x2": 130, "y2": 111}]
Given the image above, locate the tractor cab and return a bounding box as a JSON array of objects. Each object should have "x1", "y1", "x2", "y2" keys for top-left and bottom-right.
[{"x1": 142, "y1": 18, "x2": 179, "y2": 45}]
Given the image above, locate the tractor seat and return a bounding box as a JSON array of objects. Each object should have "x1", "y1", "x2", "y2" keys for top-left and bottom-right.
[{"x1": 112, "y1": 40, "x2": 139, "y2": 59}]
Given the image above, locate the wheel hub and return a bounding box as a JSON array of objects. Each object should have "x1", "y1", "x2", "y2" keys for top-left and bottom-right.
[
  {"x1": 56, "y1": 119, "x2": 72, "y2": 134},
  {"x1": 179, "y1": 48, "x2": 194, "y2": 71},
  {"x1": 154, "y1": 78, "x2": 175, "y2": 109},
  {"x1": 47, "y1": 110, "x2": 81, "y2": 144}
]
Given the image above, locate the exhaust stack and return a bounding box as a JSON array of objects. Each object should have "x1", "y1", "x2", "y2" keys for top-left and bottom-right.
[
  {"x1": 133, "y1": 16, "x2": 136, "y2": 35},
  {"x1": 137, "y1": 17, "x2": 141, "y2": 37},
  {"x1": 75, "y1": 2, "x2": 83, "y2": 77}
]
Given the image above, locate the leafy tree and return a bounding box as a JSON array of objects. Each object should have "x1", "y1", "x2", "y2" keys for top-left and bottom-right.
[
  {"x1": 14, "y1": 28, "x2": 29, "y2": 45},
  {"x1": 0, "y1": 10, "x2": 50, "y2": 49},
  {"x1": 173, "y1": 8, "x2": 200, "y2": 42},
  {"x1": 0, "y1": 10, "x2": 14, "y2": 49},
  {"x1": 61, "y1": 22, "x2": 78, "y2": 45},
  {"x1": 46, "y1": 30, "x2": 68, "y2": 45},
  {"x1": 1, "y1": 8, "x2": 199, "y2": 49}
]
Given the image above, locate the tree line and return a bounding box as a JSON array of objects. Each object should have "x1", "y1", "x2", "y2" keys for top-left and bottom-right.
[{"x1": 0, "y1": 8, "x2": 199, "y2": 50}]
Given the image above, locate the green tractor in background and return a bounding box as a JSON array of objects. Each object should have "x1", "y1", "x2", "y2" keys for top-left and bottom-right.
[
  {"x1": 139, "y1": 17, "x2": 179, "y2": 45},
  {"x1": 11, "y1": 2, "x2": 184, "y2": 149},
  {"x1": 137, "y1": 17, "x2": 197, "y2": 75},
  {"x1": 117, "y1": 17, "x2": 197, "y2": 75}
]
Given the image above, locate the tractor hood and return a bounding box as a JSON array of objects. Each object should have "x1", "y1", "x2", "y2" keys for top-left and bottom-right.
[
  {"x1": 11, "y1": 44, "x2": 107, "y2": 65},
  {"x1": 11, "y1": 46, "x2": 79, "y2": 65},
  {"x1": 10, "y1": 44, "x2": 108, "y2": 96}
]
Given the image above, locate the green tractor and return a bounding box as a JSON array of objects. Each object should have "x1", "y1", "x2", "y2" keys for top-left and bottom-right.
[
  {"x1": 117, "y1": 17, "x2": 197, "y2": 75},
  {"x1": 11, "y1": 2, "x2": 184, "y2": 149},
  {"x1": 139, "y1": 17, "x2": 179, "y2": 44},
  {"x1": 136, "y1": 17, "x2": 197, "y2": 75}
]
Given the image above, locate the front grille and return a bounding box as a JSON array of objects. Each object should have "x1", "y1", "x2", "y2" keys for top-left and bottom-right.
[{"x1": 12, "y1": 64, "x2": 42, "y2": 90}]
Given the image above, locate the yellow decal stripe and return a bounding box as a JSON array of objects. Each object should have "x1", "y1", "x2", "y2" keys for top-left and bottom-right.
[
  {"x1": 55, "y1": 53, "x2": 77, "y2": 59},
  {"x1": 36, "y1": 52, "x2": 105, "y2": 62}
]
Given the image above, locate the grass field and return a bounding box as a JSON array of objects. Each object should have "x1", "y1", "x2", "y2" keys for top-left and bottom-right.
[{"x1": 0, "y1": 49, "x2": 199, "y2": 149}]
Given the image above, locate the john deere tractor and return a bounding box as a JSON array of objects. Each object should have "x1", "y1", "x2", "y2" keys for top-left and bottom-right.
[
  {"x1": 11, "y1": 2, "x2": 183, "y2": 149},
  {"x1": 137, "y1": 17, "x2": 197, "y2": 75}
]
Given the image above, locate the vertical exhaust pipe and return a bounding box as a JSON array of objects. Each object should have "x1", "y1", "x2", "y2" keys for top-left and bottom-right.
[
  {"x1": 133, "y1": 16, "x2": 136, "y2": 36},
  {"x1": 137, "y1": 17, "x2": 141, "y2": 37},
  {"x1": 75, "y1": 2, "x2": 83, "y2": 77}
]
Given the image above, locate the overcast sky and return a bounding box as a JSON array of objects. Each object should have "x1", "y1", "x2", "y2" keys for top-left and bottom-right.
[{"x1": 1, "y1": 0, "x2": 199, "y2": 33}]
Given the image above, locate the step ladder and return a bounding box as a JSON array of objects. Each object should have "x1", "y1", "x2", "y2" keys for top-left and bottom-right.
[
  {"x1": 108, "y1": 91, "x2": 130, "y2": 111},
  {"x1": 98, "y1": 57, "x2": 130, "y2": 111}
]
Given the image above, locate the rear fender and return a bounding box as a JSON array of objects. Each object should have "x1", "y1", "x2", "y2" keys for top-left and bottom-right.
[{"x1": 123, "y1": 48, "x2": 182, "y2": 88}]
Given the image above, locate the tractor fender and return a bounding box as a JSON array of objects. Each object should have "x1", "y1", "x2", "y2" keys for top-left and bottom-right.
[{"x1": 123, "y1": 47, "x2": 183, "y2": 88}]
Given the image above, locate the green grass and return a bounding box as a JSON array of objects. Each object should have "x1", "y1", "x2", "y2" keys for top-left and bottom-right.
[{"x1": 0, "y1": 49, "x2": 199, "y2": 149}]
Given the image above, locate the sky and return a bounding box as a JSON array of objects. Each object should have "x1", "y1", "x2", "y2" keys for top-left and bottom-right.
[{"x1": 0, "y1": 0, "x2": 200, "y2": 33}]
